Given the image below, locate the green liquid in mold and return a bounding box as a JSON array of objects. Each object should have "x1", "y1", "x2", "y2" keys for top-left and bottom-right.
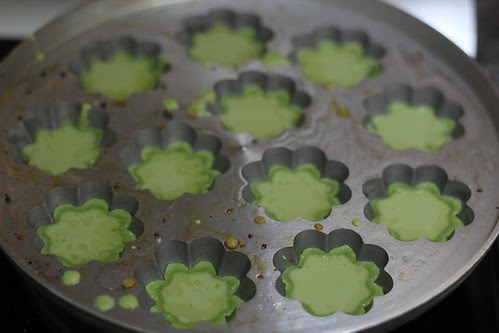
[
  {"x1": 21, "y1": 109, "x2": 103, "y2": 175},
  {"x1": 370, "y1": 182, "x2": 463, "y2": 242},
  {"x1": 79, "y1": 51, "x2": 168, "y2": 100},
  {"x1": 297, "y1": 40, "x2": 380, "y2": 87},
  {"x1": 283, "y1": 246, "x2": 383, "y2": 316},
  {"x1": 188, "y1": 90, "x2": 215, "y2": 117},
  {"x1": 128, "y1": 142, "x2": 220, "y2": 201},
  {"x1": 352, "y1": 218, "x2": 362, "y2": 227},
  {"x1": 367, "y1": 101, "x2": 456, "y2": 152},
  {"x1": 119, "y1": 294, "x2": 139, "y2": 310},
  {"x1": 220, "y1": 85, "x2": 302, "y2": 139},
  {"x1": 61, "y1": 270, "x2": 81, "y2": 286},
  {"x1": 262, "y1": 51, "x2": 291, "y2": 67},
  {"x1": 250, "y1": 164, "x2": 340, "y2": 221},
  {"x1": 190, "y1": 24, "x2": 264, "y2": 67},
  {"x1": 145, "y1": 261, "x2": 243, "y2": 328},
  {"x1": 162, "y1": 97, "x2": 179, "y2": 111},
  {"x1": 94, "y1": 294, "x2": 115, "y2": 312},
  {"x1": 37, "y1": 198, "x2": 135, "y2": 267}
]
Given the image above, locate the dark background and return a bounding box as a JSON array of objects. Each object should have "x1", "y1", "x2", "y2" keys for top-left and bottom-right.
[{"x1": 2, "y1": 0, "x2": 499, "y2": 331}]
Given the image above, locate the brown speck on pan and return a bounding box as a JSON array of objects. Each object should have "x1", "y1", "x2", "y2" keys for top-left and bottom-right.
[
  {"x1": 330, "y1": 99, "x2": 350, "y2": 117},
  {"x1": 186, "y1": 110, "x2": 197, "y2": 118},
  {"x1": 154, "y1": 231, "x2": 160, "y2": 237},
  {"x1": 60, "y1": 71, "x2": 67, "y2": 78},
  {"x1": 40, "y1": 71, "x2": 47, "y2": 78},
  {"x1": 122, "y1": 277, "x2": 137, "y2": 289},
  {"x1": 477, "y1": 188, "x2": 483, "y2": 193},
  {"x1": 157, "y1": 123, "x2": 166, "y2": 130},
  {"x1": 113, "y1": 182, "x2": 121, "y2": 190},
  {"x1": 28, "y1": 261, "x2": 32, "y2": 265},
  {"x1": 224, "y1": 237, "x2": 239, "y2": 250},
  {"x1": 114, "y1": 100, "x2": 127, "y2": 107},
  {"x1": 254, "y1": 216, "x2": 265, "y2": 224},
  {"x1": 17, "y1": 115, "x2": 22, "y2": 121},
  {"x1": 261, "y1": 244, "x2": 267, "y2": 250},
  {"x1": 256, "y1": 273, "x2": 264, "y2": 280},
  {"x1": 4, "y1": 194, "x2": 11, "y2": 203},
  {"x1": 225, "y1": 207, "x2": 233, "y2": 214},
  {"x1": 163, "y1": 110, "x2": 173, "y2": 120},
  {"x1": 26, "y1": 89, "x2": 32, "y2": 95},
  {"x1": 100, "y1": 102, "x2": 107, "y2": 109},
  {"x1": 239, "y1": 243, "x2": 246, "y2": 249},
  {"x1": 16, "y1": 234, "x2": 25, "y2": 240},
  {"x1": 314, "y1": 223, "x2": 324, "y2": 231},
  {"x1": 160, "y1": 82, "x2": 168, "y2": 90},
  {"x1": 252, "y1": 139, "x2": 258, "y2": 144},
  {"x1": 248, "y1": 234, "x2": 253, "y2": 239}
]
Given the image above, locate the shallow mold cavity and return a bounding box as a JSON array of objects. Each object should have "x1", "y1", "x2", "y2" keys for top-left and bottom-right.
[
  {"x1": 273, "y1": 229, "x2": 393, "y2": 316},
  {"x1": 69, "y1": 36, "x2": 169, "y2": 101},
  {"x1": 6, "y1": 102, "x2": 114, "y2": 175},
  {"x1": 363, "y1": 84, "x2": 465, "y2": 152},
  {"x1": 241, "y1": 146, "x2": 351, "y2": 222},
  {"x1": 135, "y1": 237, "x2": 256, "y2": 328},
  {"x1": 209, "y1": 71, "x2": 312, "y2": 139},
  {"x1": 177, "y1": 9, "x2": 273, "y2": 67},
  {"x1": 363, "y1": 164, "x2": 473, "y2": 242},
  {"x1": 27, "y1": 181, "x2": 143, "y2": 268},
  {"x1": 120, "y1": 121, "x2": 229, "y2": 201},
  {"x1": 291, "y1": 26, "x2": 384, "y2": 88}
]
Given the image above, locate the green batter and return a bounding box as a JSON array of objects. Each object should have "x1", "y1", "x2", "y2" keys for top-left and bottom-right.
[
  {"x1": 187, "y1": 90, "x2": 215, "y2": 117},
  {"x1": 297, "y1": 40, "x2": 380, "y2": 87},
  {"x1": 119, "y1": 295, "x2": 139, "y2": 310},
  {"x1": 250, "y1": 164, "x2": 340, "y2": 221},
  {"x1": 79, "y1": 51, "x2": 168, "y2": 100},
  {"x1": 367, "y1": 101, "x2": 456, "y2": 152},
  {"x1": 37, "y1": 198, "x2": 135, "y2": 267},
  {"x1": 128, "y1": 141, "x2": 220, "y2": 201},
  {"x1": 261, "y1": 51, "x2": 291, "y2": 67},
  {"x1": 21, "y1": 109, "x2": 103, "y2": 175},
  {"x1": 283, "y1": 246, "x2": 383, "y2": 316},
  {"x1": 220, "y1": 85, "x2": 302, "y2": 139},
  {"x1": 370, "y1": 182, "x2": 463, "y2": 242},
  {"x1": 146, "y1": 261, "x2": 243, "y2": 328},
  {"x1": 94, "y1": 294, "x2": 115, "y2": 312},
  {"x1": 61, "y1": 270, "x2": 81, "y2": 286},
  {"x1": 190, "y1": 24, "x2": 264, "y2": 67}
]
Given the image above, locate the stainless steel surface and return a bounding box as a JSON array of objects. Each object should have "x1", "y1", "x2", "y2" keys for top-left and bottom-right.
[{"x1": 0, "y1": 0, "x2": 499, "y2": 332}]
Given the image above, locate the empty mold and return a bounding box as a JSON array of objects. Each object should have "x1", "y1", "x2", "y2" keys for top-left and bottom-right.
[
  {"x1": 363, "y1": 84, "x2": 465, "y2": 151},
  {"x1": 135, "y1": 237, "x2": 256, "y2": 327},
  {"x1": 291, "y1": 26, "x2": 384, "y2": 87},
  {"x1": 120, "y1": 121, "x2": 229, "y2": 200},
  {"x1": 362, "y1": 164, "x2": 474, "y2": 242},
  {"x1": 6, "y1": 102, "x2": 114, "y2": 175},
  {"x1": 273, "y1": 229, "x2": 393, "y2": 316},
  {"x1": 212, "y1": 71, "x2": 311, "y2": 139},
  {"x1": 27, "y1": 181, "x2": 143, "y2": 267},
  {"x1": 241, "y1": 146, "x2": 351, "y2": 221},
  {"x1": 69, "y1": 36, "x2": 168, "y2": 100},
  {"x1": 177, "y1": 9, "x2": 273, "y2": 67}
]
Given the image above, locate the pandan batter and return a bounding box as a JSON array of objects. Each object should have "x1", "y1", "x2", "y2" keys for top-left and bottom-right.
[
  {"x1": 146, "y1": 261, "x2": 243, "y2": 328},
  {"x1": 283, "y1": 246, "x2": 383, "y2": 316},
  {"x1": 297, "y1": 40, "x2": 380, "y2": 87},
  {"x1": 250, "y1": 164, "x2": 340, "y2": 221},
  {"x1": 370, "y1": 182, "x2": 463, "y2": 242},
  {"x1": 37, "y1": 198, "x2": 135, "y2": 267},
  {"x1": 220, "y1": 85, "x2": 302, "y2": 139},
  {"x1": 128, "y1": 141, "x2": 220, "y2": 201},
  {"x1": 261, "y1": 51, "x2": 291, "y2": 67},
  {"x1": 190, "y1": 24, "x2": 264, "y2": 67},
  {"x1": 187, "y1": 90, "x2": 216, "y2": 117},
  {"x1": 79, "y1": 51, "x2": 168, "y2": 100},
  {"x1": 21, "y1": 109, "x2": 103, "y2": 175},
  {"x1": 367, "y1": 101, "x2": 456, "y2": 152}
]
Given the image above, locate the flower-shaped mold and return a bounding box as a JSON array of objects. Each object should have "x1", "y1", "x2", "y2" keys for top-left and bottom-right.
[
  {"x1": 241, "y1": 146, "x2": 351, "y2": 222},
  {"x1": 362, "y1": 164, "x2": 474, "y2": 242},
  {"x1": 135, "y1": 237, "x2": 256, "y2": 328},
  {"x1": 273, "y1": 229, "x2": 393, "y2": 316},
  {"x1": 27, "y1": 181, "x2": 144, "y2": 267},
  {"x1": 119, "y1": 121, "x2": 229, "y2": 200},
  {"x1": 177, "y1": 9, "x2": 273, "y2": 67},
  {"x1": 291, "y1": 26, "x2": 384, "y2": 87},
  {"x1": 69, "y1": 36, "x2": 168, "y2": 101},
  {"x1": 363, "y1": 84, "x2": 465, "y2": 152},
  {"x1": 212, "y1": 71, "x2": 312, "y2": 139},
  {"x1": 6, "y1": 102, "x2": 114, "y2": 175}
]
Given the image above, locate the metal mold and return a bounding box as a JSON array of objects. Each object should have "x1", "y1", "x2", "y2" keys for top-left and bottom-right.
[
  {"x1": 273, "y1": 228, "x2": 393, "y2": 314},
  {"x1": 241, "y1": 146, "x2": 351, "y2": 220}
]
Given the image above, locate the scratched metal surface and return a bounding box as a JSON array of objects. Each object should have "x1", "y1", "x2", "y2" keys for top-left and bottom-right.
[{"x1": 0, "y1": 0, "x2": 499, "y2": 332}]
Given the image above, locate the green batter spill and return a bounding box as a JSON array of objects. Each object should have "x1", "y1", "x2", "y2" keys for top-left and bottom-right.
[
  {"x1": 94, "y1": 294, "x2": 115, "y2": 312},
  {"x1": 119, "y1": 295, "x2": 139, "y2": 310},
  {"x1": 370, "y1": 182, "x2": 463, "y2": 242},
  {"x1": 367, "y1": 101, "x2": 456, "y2": 152},
  {"x1": 128, "y1": 141, "x2": 220, "y2": 201},
  {"x1": 61, "y1": 270, "x2": 81, "y2": 286},
  {"x1": 190, "y1": 24, "x2": 264, "y2": 67},
  {"x1": 145, "y1": 261, "x2": 243, "y2": 328},
  {"x1": 37, "y1": 198, "x2": 135, "y2": 267},
  {"x1": 79, "y1": 51, "x2": 168, "y2": 100},
  {"x1": 250, "y1": 164, "x2": 340, "y2": 221},
  {"x1": 297, "y1": 40, "x2": 380, "y2": 87},
  {"x1": 21, "y1": 108, "x2": 103, "y2": 175},
  {"x1": 283, "y1": 246, "x2": 383, "y2": 316},
  {"x1": 261, "y1": 51, "x2": 291, "y2": 67},
  {"x1": 187, "y1": 90, "x2": 216, "y2": 117},
  {"x1": 220, "y1": 85, "x2": 302, "y2": 139}
]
